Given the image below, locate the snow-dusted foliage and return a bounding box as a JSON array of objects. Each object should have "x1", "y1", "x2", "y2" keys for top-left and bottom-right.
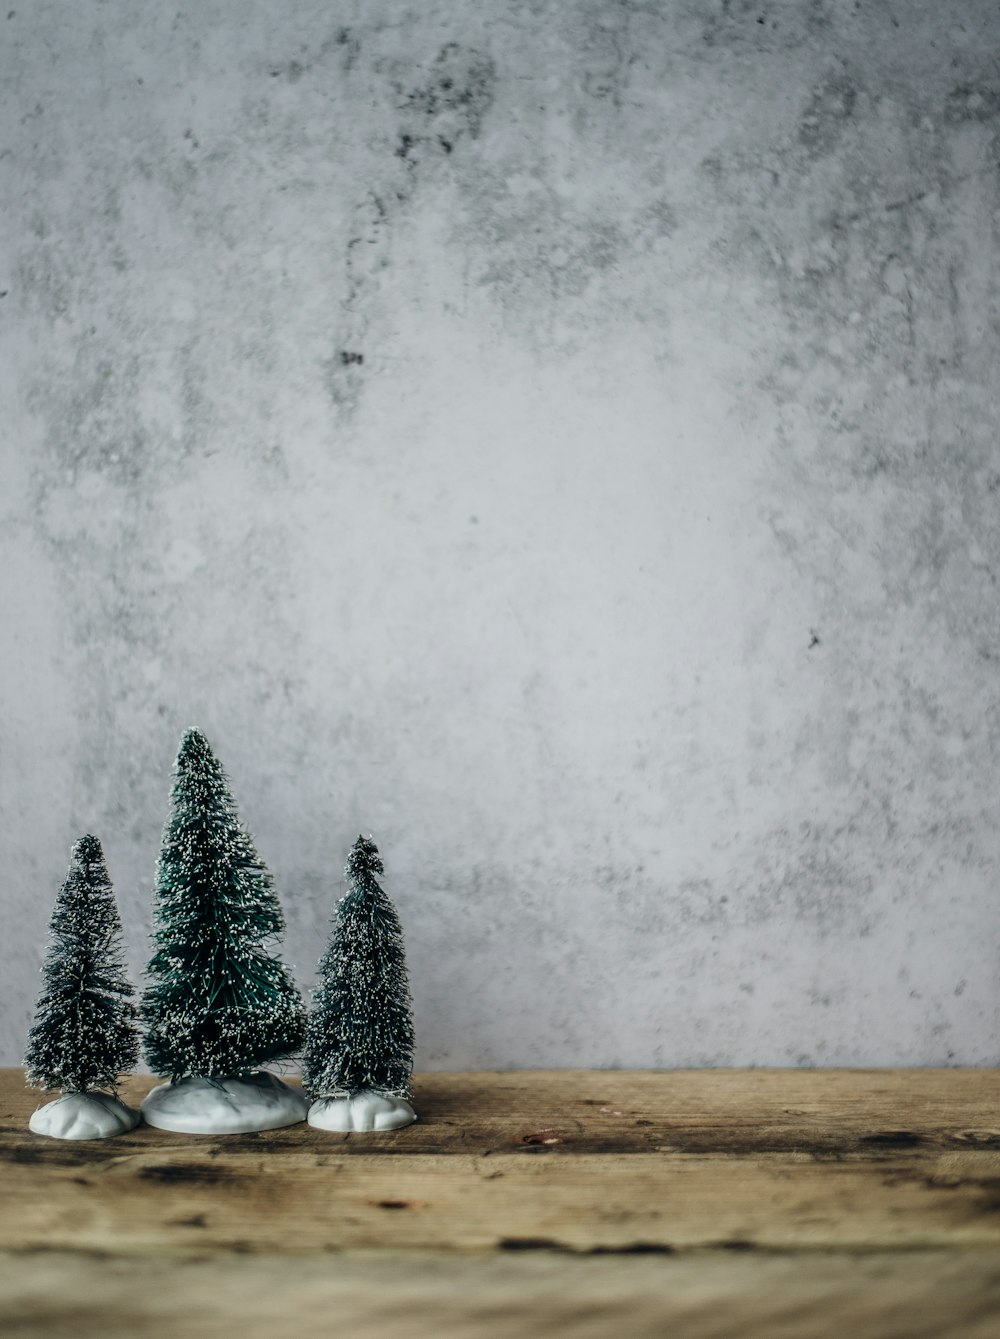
[
  {"x1": 141, "y1": 728, "x2": 305, "y2": 1080},
  {"x1": 303, "y1": 835, "x2": 414, "y2": 1099},
  {"x1": 24, "y1": 835, "x2": 139, "y2": 1093}
]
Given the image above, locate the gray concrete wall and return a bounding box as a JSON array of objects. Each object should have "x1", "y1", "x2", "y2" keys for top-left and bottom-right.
[{"x1": 2, "y1": 1, "x2": 999, "y2": 1069}]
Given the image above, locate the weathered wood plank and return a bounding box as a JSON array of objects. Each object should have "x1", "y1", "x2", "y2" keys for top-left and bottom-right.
[
  {"x1": 4, "y1": 1147, "x2": 1000, "y2": 1253},
  {"x1": 3, "y1": 1070, "x2": 1000, "y2": 1254},
  {"x1": 5, "y1": 1069, "x2": 1000, "y2": 1158},
  {"x1": 2, "y1": 1248, "x2": 1000, "y2": 1339},
  {"x1": 4, "y1": 1070, "x2": 1000, "y2": 1335}
]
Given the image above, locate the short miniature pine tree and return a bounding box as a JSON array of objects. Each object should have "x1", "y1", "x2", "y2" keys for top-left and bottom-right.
[
  {"x1": 24, "y1": 835, "x2": 139, "y2": 1093},
  {"x1": 141, "y1": 729, "x2": 305, "y2": 1080},
  {"x1": 302, "y1": 835, "x2": 414, "y2": 1098}
]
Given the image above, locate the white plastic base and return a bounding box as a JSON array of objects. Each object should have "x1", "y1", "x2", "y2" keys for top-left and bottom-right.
[
  {"x1": 140, "y1": 1072, "x2": 308, "y2": 1134},
  {"x1": 307, "y1": 1090, "x2": 417, "y2": 1132},
  {"x1": 29, "y1": 1090, "x2": 140, "y2": 1141}
]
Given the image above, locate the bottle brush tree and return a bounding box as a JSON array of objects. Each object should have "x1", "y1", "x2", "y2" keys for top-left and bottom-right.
[
  {"x1": 24, "y1": 835, "x2": 140, "y2": 1140},
  {"x1": 141, "y1": 728, "x2": 305, "y2": 1082},
  {"x1": 303, "y1": 834, "x2": 414, "y2": 1100},
  {"x1": 24, "y1": 834, "x2": 139, "y2": 1095}
]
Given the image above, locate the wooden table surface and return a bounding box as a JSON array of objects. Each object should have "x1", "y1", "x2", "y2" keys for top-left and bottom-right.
[{"x1": 2, "y1": 1068, "x2": 1000, "y2": 1336}]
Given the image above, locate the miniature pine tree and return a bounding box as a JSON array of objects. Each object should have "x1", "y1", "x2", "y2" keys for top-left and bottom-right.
[
  {"x1": 141, "y1": 728, "x2": 305, "y2": 1081},
  {"x1": 24, "y1": 835, "x2": 139, "y2": 1093},
  {"x1": 302, "y1": 835, "x2": 414, "y2": 1098}
]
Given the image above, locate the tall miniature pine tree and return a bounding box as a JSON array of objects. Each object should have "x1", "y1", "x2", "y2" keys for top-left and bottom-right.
[
  {"x1": 24, "y1": 835, "x2": 139, "y2": 1093},
  {"x1": 303, "y1": 835, "x2": 414, "y2": 1098},
  {"x1": 141, "y1": 729, "x2": 305, "y2": 1081}
]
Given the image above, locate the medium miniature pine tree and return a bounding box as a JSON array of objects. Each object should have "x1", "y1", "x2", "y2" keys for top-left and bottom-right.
[
  {"x1": 24, "y1": 835, "x2": 139, "y2": 1093},
  {"x1": 141, "y1": 728, "x2": 305, "y2": 1081},
  {"x1": 302, "y1": 835, "x2": 414, "y2": 1098}
]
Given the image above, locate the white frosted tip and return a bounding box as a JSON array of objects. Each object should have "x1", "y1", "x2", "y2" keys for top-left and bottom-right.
[
  {"x1": 308, "y1": 1090, "x2": 417, "y2": 1132},
  {"x1": 29, "y1": 1090, "x2": 140, "y2": 1141},
  {"x1": 141, "y1": 1071, "x2": 308, "y2": 1134}
]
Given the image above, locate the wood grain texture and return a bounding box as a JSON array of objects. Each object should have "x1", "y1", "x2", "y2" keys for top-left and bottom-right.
[
  {"x1": 3, "y1": 1069, "x2": 1000, "y2": 1335},
  {"x1": 9, "y1": 1068, "x2": 1000, "y2": 1158}
]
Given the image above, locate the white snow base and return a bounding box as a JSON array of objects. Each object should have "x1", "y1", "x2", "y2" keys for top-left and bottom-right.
[
  {"x1": 29, "y1": 1090, "x2": 140, "y2": 1140},
  {"x1": 141, "y1": 1071, "x2": 308, "y2": 1134},
  {"x1": 307, "y1": 1090, "x2": 417, "y2": 1132}
]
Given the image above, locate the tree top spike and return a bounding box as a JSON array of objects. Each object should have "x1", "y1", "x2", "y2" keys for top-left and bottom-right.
[
  {"x1": 72, "y1": 833, "x2": 104, "y2": 861},
  {"x1": 347, "y1": 834, "x2": 384, "y2": 878}
]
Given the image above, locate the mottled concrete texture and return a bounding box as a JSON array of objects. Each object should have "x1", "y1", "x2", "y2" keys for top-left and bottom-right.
[{"x1": 2, "y1": 1, "x2": 999, "y2": 1068}]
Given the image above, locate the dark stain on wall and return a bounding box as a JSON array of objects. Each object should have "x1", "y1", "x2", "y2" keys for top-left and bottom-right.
[
  {"x1": 458, "y1": 181, "x2": 676, "y2": 337},
  {"x1": 798, "y1": 75, "x2": 859, "y2": 156},
  {"x1": 326, "y1": 192, "x2": 390, "y2": 416},
  {"x1": 402, "y1": 42, "x2": 495, "y2": 138},
  {"x1": 268, "y1": 24, "x2": 361, "y2": 82},
  {"x1": 325, "y1": 40, "x2": 497, "y2": 416},
  {"x1": 943, "y1": 84, "x2": 1000, "y2": 125},
  {"x1": 698, "y1": 0, "x2": 822, "y2": 53},
  {"x1": 576, "y1": 6, "x2": 636, "y2": 108},
  {"x1": 393, "y1": 42, "x2": 496, "y2": 173}
]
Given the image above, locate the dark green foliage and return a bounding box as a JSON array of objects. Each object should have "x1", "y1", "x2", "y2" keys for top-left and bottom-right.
[
  {"x1": 302, "y1": 835, "x2": 414, "y2": 1099},
  {"x1": 24, "y1": 835, "x2": 139, "y2": 1093},
  {"x1": 141, "y1": 729, "x2": 305, "y2": 1080}
]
